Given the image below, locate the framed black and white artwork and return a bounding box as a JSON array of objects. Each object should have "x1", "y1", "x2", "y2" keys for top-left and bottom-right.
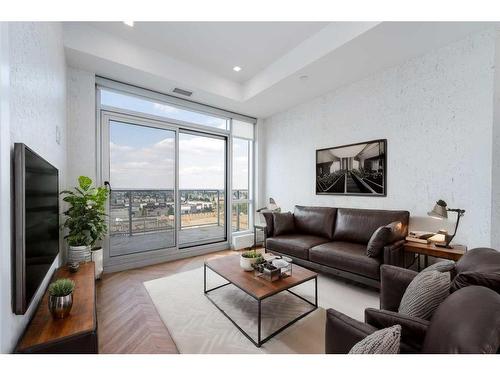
[{"x1": 316, "y1": 139, "x2": 386, "y2": 196}]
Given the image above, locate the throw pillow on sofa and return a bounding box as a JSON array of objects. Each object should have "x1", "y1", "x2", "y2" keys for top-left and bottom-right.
[
  {"x1": 349, "y1": 325, "x2": 401, "y2": 354},
  {"x1": 366, "y1": 221, "x2": 403, "y2": 257},
  {"x1": 272, "y1": 212, "x2": 295, "y2": 236},
  {"x1": 386, "y1": 221, "x2": 404, "y2": 242},
  {"x1": 422, "y1": 259, "x2": 455, "y2": 273},
  {"x1": 398, "y1": 270, "x2": 450, "y2": 320},
  {"x1": 366, "y1": 226, "x2": 391, "y2": 257}
]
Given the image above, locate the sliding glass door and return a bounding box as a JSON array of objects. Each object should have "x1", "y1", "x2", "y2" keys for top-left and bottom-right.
[
  {"x1": 178, "y1": 131, "x2": 227, "y2": 247},
  {"x1": 102, "y1": 112, "x2": 228, "y2": 260},
  {"x1": 105, "y1": 117, "x2": 177, "y2": 257}
]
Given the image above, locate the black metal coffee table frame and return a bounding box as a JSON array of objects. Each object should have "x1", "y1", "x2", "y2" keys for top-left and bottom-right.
[{"x1": 203, "y1": 263, "x2": 318, "y2": 348}]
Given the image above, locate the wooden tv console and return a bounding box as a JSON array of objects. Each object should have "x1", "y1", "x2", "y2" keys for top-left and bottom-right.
[{"x1": 15, "y1": 262, "x2": 98, "y2": 354}]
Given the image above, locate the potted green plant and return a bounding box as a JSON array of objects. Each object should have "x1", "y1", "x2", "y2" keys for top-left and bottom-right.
[
  {"x1": 240, "y1": 249, "x2": 263, "y2": 271},
  {"x1": 48, "y1": 278, "x2": 75, "y2": 319},
  {"x1": 61, "y1": 176, "x2": 109, "y2": 271}
]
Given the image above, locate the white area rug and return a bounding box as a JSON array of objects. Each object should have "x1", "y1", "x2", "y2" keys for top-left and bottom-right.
[{"x1": 144, "y1": 267, "x2": 379, "y2": 354}]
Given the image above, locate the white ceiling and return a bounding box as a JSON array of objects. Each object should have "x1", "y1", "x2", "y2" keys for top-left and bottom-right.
[
  {"x1": 87, "y1": 22, "x2": 329, "y2": 83},
  {"x1": 63, "y1": 22, "x2": 496, "y2": 118}
]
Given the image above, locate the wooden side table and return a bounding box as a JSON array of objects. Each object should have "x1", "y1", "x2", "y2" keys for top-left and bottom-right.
[{"x1": 403, "y1": 242, "x2": 467, "y2": 271}]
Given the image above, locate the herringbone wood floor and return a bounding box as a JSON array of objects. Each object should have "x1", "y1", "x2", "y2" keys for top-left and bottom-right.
[{"x1": 96, "y1": 249, "x2": 237, "y2": 354}]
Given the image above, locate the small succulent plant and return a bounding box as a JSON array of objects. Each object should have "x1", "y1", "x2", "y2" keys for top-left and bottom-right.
[
  {"x1": 48, "y1": 278, "x2": 75, "y2": 297},
  {"x1": 242, "y1": 249, "x2": 261, "y2": 258}
]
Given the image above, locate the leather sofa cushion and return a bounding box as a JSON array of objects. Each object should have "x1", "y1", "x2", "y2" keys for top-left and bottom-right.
[
  {"x1": 272, "y1": 212, "x2": 295, "y2": 236},
  {"x1": 422, "y1": 286, "x2": 500, "y2": 353},
  {"x1": 451, "y1": 247, "x2": 500, "y2": 293},
  {"x1": 293, "y1": 206, "x2": 337, "y2": 239},
  {"x1": 333, "y1": 208, "x2": 409, "y2": 244},
  {"x1": 309, "y1": 241, "x2": 382, "y2": 280},
  {"x1": 266, "y1": 234, "x2": 330, "y2": 260}
]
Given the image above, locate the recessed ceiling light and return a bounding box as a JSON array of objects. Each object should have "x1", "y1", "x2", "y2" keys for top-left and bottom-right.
[
  {"x1": 123, "y1": 21, "x2": 134, "y2": 27},
  {"x1": 233, "y1": 66, "x2": 242, "y2": 72}
]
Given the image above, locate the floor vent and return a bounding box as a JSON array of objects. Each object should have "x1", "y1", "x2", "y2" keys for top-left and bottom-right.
[{"x1": 172, "y1": 87, "x2": 193, "y2": 97}]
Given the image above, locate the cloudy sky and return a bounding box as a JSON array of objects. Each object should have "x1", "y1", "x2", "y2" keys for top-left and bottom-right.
[{"x1": 110, "y1": 121, "x2": 249, "y2": 191}]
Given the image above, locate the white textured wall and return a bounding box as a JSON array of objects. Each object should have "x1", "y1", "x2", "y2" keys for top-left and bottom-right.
[
  {"x1": 260, "y1": 30, "x2": 495, "y2": 248},
  {"x1": 0, "y1": 22, "x2": 67, "y2": 353},
  {"x1": 67, "y1": 67, "x2": 96, "y2": 185},
  {"x1": 491, "y1": 29, "x2": 500, "y2": 249}
]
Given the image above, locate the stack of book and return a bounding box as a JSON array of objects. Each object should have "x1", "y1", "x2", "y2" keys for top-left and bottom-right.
[{"x1": 405, "y1": 231, "x2": 436, "y2": 244}]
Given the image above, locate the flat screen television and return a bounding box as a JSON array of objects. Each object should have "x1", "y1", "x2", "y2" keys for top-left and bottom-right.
[{"x1": 14, "y1": 143, "x2": 59, "y2": 315}]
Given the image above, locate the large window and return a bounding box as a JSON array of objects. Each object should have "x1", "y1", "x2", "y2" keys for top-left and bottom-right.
[
  {"x1": 98, "y1": 79, "x2": 255, "y2": 265},
  {"x1": 232, "y1": 120, "x2": 254, "y2": 233},
  {"x1": 101, "y1": 89, "x2": 229, "y2": 130}
]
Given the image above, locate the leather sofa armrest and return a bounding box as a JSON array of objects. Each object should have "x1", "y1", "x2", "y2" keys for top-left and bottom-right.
[
  {"x1": 325, "y1": 308, "x2": 376, "y2": 354},
  {"x1": 380, "y1": 265, "x2": 418, "y2": 311},
  {"x1": 365, "y1": 308, "x2": 429, "y2": 352},
  {"x1": 382, "y1": 239, "x2": 406, "y2": 267}
]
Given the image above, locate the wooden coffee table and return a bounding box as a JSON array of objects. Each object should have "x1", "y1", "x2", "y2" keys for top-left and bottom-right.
[{"x1": 204, "y1": 254, "x2": 318, "y2": 347}]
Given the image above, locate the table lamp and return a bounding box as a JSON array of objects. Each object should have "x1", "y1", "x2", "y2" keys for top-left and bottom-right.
[{"x1": 427, "y1": 200, "x2": 465, "y2": 248}]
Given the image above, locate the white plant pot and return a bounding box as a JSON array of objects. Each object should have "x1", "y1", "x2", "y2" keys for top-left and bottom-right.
[
  {"x1": 240, "y1": 255, "x2": 259, "y2": 271},
  {"x1": 91, "y1": 247, "x2": 104, "y2": 280},
  {"x1": 68, "y1": 245, "x2": 91, "y2": 264}
]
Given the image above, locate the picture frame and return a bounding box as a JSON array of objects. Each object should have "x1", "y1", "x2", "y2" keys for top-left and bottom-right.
[{"x1": 316, "y1": 139, "x2": 387, "y2": 196}]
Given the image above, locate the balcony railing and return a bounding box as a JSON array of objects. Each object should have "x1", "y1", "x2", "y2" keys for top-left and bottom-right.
[{"x1": 109, "y1": 189, "x2": 248, "y2": 237}]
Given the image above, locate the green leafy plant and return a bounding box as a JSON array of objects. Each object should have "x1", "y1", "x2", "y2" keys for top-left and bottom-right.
[
  {"x1": 48, "y1": 278, "x2": 75, "y2": 297},
  {"x1": 61, "y1": 176, "x2": 109, "y2": 247},
  {"x1": 242, "y1": 249, "x2": 261, "y2": 259}
]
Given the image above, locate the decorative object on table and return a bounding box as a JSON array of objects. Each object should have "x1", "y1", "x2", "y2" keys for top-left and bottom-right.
[
  {"x1": 316, "y1": 139, "x2": 386, "y2": 196},
  {"x1": 61, "y1": 176, "x2": 109, "y2": 265},
  {"x1": 240, "y1": 249, "x2": 263, "y2": 271},
  {"x1": 68, "y1": 262, "x2": 80, "y2": 273},
  {"x1": 427, "y1": 199, "x2": 465, "y2": 248},
  {"x1": 254, "y1": 261, "x2": 281, "y2": 282},
  {"x1": 406, "y1": 231, "x2": 435, "y2": 244},
  {"x1": 48, "y1": 278, "x2": 75, "y2": 319},
  {"x1": 273, "y1": 256, "x2": 293, "y2": 277},
  {"x1": 254, "y1": 255, "x2": 293, "y2": 281}
]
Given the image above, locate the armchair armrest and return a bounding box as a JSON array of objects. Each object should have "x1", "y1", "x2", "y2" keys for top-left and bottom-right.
[
  {"x1": 383, "y1": 239, "x2": 406, "y2": 267},
  {"x1": 380, "y1": 265, "x2": 418, "y2": 311},
  {"x1": 365, "y1": 308, "x2": 429, "y2": 352},
  {"x1": 325, "y1": 308, "x2": 376, "y2": 354}
]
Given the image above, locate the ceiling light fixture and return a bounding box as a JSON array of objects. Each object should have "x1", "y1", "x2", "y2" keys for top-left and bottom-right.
[
  {"x1": 123, "y1": 21, "x2": 135, "y2": 27},
  {"x1": 233, "y1": 66, "x2": 242, "y2": 72}
]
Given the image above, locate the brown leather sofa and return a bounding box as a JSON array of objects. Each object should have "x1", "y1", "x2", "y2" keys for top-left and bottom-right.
[
  {"x1": 325, "y1": 285, "x2": 500, "y2": 353},
  {"x1": 264, "y1": 206, "x2": 410, "y2": 288}
]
